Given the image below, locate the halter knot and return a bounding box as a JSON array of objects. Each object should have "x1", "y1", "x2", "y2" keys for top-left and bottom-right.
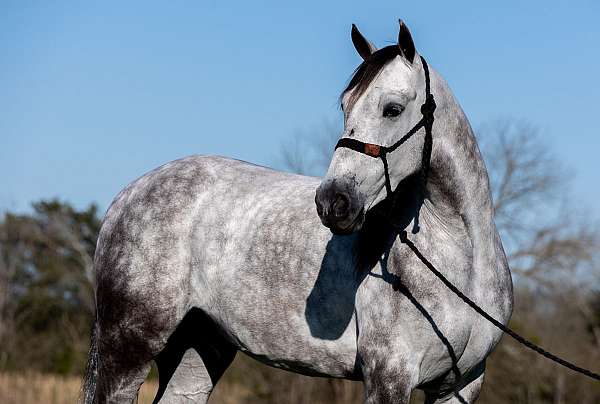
[{"x1": 420, "y1": 94, "x2": 436, "y2": 125}]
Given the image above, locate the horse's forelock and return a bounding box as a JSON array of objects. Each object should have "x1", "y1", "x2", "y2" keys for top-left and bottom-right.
[{"x1": 341, "y1": 45, "x2": 401, "y2": 111}]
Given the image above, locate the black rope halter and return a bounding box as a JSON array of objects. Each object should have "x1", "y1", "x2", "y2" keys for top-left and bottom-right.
[{"x1": 335, "y1": 55, "x2": 436, "y2": 198}]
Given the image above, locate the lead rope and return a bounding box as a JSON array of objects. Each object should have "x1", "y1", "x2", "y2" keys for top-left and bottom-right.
[
  {"x1": 398, "y1": 230, "x2": 600, "y2": 381},
  {"x1": 398, "y1": 62, "x2": 600, "y2": 382}
]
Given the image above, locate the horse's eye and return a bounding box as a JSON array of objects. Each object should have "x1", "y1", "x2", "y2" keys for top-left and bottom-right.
[{"x1": 382, "y1": 103, "x2": 404, "y2": 118}]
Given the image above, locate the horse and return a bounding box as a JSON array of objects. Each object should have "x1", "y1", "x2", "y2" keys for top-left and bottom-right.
[{"x1": 82, "y1": 20, "x2": 513, "y2": 404}]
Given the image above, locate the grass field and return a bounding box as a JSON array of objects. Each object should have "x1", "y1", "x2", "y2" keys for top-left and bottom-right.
[
  {"x1": 0, "y1": 371, "x2": 325, "y2": 404},
  {"x1": 0, "y1": 353, "x2": 357, "y2": 404},
  {"x1": 0, "y1": 372, "x2": 158, "y2": 404},
  {"x1": 0, "y1": 372, "x2": 260, "y2": 404}
]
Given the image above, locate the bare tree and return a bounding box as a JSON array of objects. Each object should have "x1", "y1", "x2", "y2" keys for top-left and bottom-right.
[
  {"x1": 0, "y1": 217, "x2": 19, "y2": 368},
  {"x1": 478, "y1": 120, "x2": 599, "y2": 277},
  {"x1": 476, "y1": 120, "x2": 600, "y2": 403},
  {"x1": 0, "y1": 201, "x2": 99, "y2": 375},
  {"x1": 42, "y1": 209, "x2": 96, "y2": 314},
  {"x1": 278, "y1": 118, "x2": 340, "y2": 177}
]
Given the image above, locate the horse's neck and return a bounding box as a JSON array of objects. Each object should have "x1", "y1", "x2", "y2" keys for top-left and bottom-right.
[
  {"x1": 427, "y1": 122, "x2": 496, "y2": 256},
  {"x1": 422, "y1": 78, "x2": 510, "y2": 313},
  {"x1": 429, "y1": 116, "x2": 495, "y2": 246}
]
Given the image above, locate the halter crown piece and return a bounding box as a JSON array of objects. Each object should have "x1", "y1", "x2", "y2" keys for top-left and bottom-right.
[{"x1": 335, "y1": 56, "x2": 436, "y2": 199}]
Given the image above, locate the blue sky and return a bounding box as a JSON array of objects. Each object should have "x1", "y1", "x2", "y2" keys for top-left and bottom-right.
[{"x1": 1, "y1": 1, "x2": 599, "y2": 215}]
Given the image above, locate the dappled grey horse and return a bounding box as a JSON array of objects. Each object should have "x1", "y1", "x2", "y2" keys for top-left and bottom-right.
[{"x1": 83, "y1": 21, "x2": 512, "y2": 404}]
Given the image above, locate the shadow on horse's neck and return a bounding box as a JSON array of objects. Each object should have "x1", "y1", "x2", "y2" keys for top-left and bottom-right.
[
  {"x1": 355, "y1": 154, "x2": 475, "y2": 273},
  {"x1": 354, "y1": 173, "x2": 429, "y2": 271}
]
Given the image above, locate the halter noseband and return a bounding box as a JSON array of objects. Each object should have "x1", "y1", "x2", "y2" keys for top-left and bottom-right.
[{"x1": 334, "y1": 56, "x2": 436, "y2": 199}]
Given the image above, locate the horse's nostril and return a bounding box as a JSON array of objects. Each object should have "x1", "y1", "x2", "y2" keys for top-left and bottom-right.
[
  {"x1": 316, "y1": 180, "x2": 364, "y2": 233},
  {"x1": 332, "y1": 194, "x2": 350, "y2": 218}
]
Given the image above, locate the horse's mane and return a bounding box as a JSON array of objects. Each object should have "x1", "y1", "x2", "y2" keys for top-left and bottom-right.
[{"x1": 341, "y1": 45, "x2": 401, "y2": 111}]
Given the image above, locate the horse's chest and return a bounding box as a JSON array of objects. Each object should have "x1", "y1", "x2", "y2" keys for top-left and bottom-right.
[{"x1": 355, "y1": 234, "x2": 476, "y2": 376}]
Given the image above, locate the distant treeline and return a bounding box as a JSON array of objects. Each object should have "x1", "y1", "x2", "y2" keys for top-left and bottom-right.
[{"x1": 0, "y1": 200, "x2": 97, "y2": 375}]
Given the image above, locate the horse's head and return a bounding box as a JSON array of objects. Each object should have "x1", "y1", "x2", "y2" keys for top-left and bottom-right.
[{"x1": 316, "y1": 21, "x2": 432, "y2": 234}]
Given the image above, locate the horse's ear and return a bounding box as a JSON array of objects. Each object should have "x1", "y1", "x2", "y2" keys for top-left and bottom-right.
[
  {"x1": 398, "y1": 20, "x2": 416, "y2": 63},
  {"x1": 351, "y1": 24, "x2": 377, "y2": 61}
]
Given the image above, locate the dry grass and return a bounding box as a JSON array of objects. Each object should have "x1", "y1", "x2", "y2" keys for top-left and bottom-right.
[
  {"x1": 0, "y1": 350, "x2": 371, "y2": 404},
  {"x1": 0, "y1": 363, "x2": 418, "y2": 404},
  {"x1": 0, "y1": 369, "x2": 321, "y2": 404},
  {"x1": 0, "y1": 372, "x2": 158, "y2": 404},
  {"x1": 0, "y1": 354, "x2": 363, "y2": 404}
]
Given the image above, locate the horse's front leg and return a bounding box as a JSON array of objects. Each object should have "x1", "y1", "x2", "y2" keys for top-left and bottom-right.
[{"x1": 359, "y1": 346, "x2": 418, "y2": 404}]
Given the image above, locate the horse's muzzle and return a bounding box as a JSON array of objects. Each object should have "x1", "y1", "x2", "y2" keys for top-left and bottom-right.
[{"x1": 315, "y1": 177, "x2": 365, "y2": 235}]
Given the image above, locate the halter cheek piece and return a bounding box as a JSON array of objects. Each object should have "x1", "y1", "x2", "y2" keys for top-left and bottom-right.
[{"x1": 334, "y1": 56, "x2": 436, "y2": 199}]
